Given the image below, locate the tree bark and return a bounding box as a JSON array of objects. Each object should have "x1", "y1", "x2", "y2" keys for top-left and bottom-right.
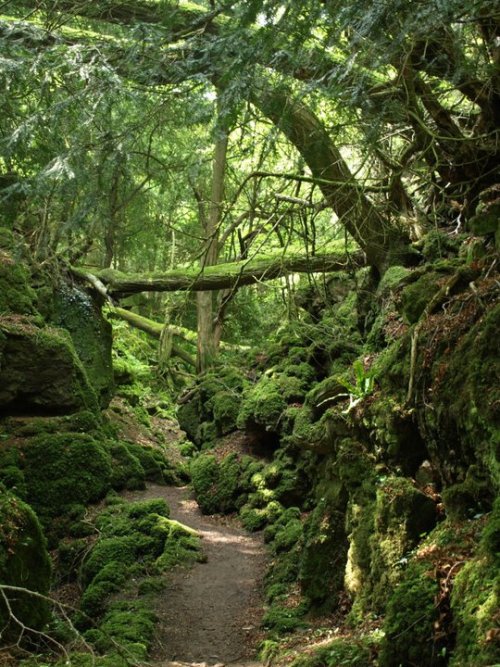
[
  {"x1": 197, "y1": 96, "x2": 228, "y2": 373},
  {"x1": 78, "y1": 248, "x2": 364, "y2": 297}
]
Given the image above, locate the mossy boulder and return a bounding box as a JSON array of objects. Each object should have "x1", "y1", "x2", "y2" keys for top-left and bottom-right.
[
  {"x1": 190, "y1": 452, "x2": 244, "y2": 514},
  {"x1": 48, "y1": 284, "x2": 114, "y2": 407},
  {"x1": 366, "y1": 477, "x2": 437, "y2": 611},
  {"x1": 299, "y1": 497, "x2": 348, "y2": 609},
  {"x1": 379, "y1": 561, "x2": 441, "y2": 666},
  {"x1": 108, "y1": 442, "x2": 146, "y2": 491},
  {"x1": 0, "y1": 433, "x2": 113, "y2": 524},
  {"x1": 177, "y1": 366, "x2": 248, "y2": 445},
  {"x1": 0, "y1": 317, "x2": 98, "y2": 414},
  {"x1": 238, "y1": 373, "x2": 305, "y2": 436},
  {"x1": 0, "y1": 488, "x2": 51, "y2": 638}
]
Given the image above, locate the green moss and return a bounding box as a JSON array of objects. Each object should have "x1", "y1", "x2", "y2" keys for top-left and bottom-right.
[
  {"x1": 442, "y1": 464, "x2": 493, "y2": 520},
  {"x1": 0, "y1": 319, "x2": 98, "y2": 413},
  {"x1": 450, "y1": 505, "x2": 500, "y2": 666},
  {"x1": 85, "y1": 599, "x2": 157, "y2": 661},
  {"x1": 272, "y1": 517, "x2": 303, "y2": 554},
  {"x1": 0, "y1": 254, "x2": 37, "y2": 315},
  {"x1": 367, "y1": 477, "x2": 437, "y2": 611},
  {"x1": 240, "y1": 500, "x2": 284, "y2": 532},
  {"x1": 262, "y1": 604, "x2": 307, "y2": 635},
  {"x1": 379, "y1": 562, "x2": 440, "y2": 667},
  {"x1": 212, "y1": 390, "x2": 240, "y2": 435},
  {"x1": 20, "y1": 433, "x2": 113, "y2": 521},
  {"x1": 238, "y1": 372, "x2": 307, "y2": 435},
  {"x1": 0, "y1": 489, "x2": 51, "y2": 637},
  {"x1": 48, "y1": 284, "x2": 114, "y2": 407},
  {"x1": 155, "y1": 517, "x2": 203, "y2": 569},
  {"x1": 190, "y1": 452, "x2": 243, "y2": 514},
  {"x1": 122, "y1": 441, "x2": 174, "y2": 484},
  {"x1": 299, "y1": 498, "x2": 348, "y2": 609},
  {"x1": 109, "y1": 441, "x2": 145, "y2": 491},
  {"x1": 401, "y1": 272, "x2": 443, "y2": 323}
]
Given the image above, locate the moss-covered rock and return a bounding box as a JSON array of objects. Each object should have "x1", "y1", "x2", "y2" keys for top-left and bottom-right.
[
  {"x1": 0, "y1": 433, "x2": 113, "y2": 524},
  {"x1": 47, "y1": 284, "x2": 114, "y2": 407},
  {"x1": 299, "y1": 497, "x2": 348, "y2": 609},
  {"x1": 0, "y1": 252, "x2": 37, "y2": 316},
  {"x1": 108, "y1": 441, "x2": 146, "y2": 491},
  {"x1": 379, "y1": 561, "x2": 440, "y2": 666},
  {"x1": 177, "y1": 366, "x2": 248, "y2": 445},
  {"x1": 0, "y1": 488, "x2": 51, "y2": 638},
  {"x1": 190, "y1": 452, "x2": 244, "y2": 514},
  {"x1": 367, "y1": 477, "x2": 437, "y2": 611},
  {"x1": 0, "y1": 317, "x2": 98, "y2": 414},
  {"x1": 450, "y1": 503, "x2": 500, "y2": 666},
  {"x1": 238, "y1": 373, "x2": 306, "y2": 436}
]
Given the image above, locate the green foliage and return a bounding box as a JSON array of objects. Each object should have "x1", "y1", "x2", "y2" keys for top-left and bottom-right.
[{"x1": 289, "y1": 636, "x2": 376, "y2": 667}]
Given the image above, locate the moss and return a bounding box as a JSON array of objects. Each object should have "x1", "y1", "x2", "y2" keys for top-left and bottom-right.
[
  {"x1": 379, "y1": 562, "x2": 440, "y2": 667},
  {"x1": 442, "y1": 464, "x2": 493, "y2": 520},
  {"x1": 428, "y1": 303, "x2": 500, "y2": 489},
  {"x1": 0, "y1": 319, "x2": 98, "y2": 413},
  {"x1": 421, "y1": 229, "x2": 462, "y2": 260},
  {"x1": 212, "y1": 390, "x2": 240, "y2": 435},
  {"x1": 290, "y1": 636, "x2": 376, "y2": 667},
  {"x1": 108, "y1": 441, "x2": 145, "y2": 491},
  {"x1": 262, "y1": 604, "x2": 307, "y2": 635},
  {"x1": 367, "y1": 477, "x2": 437, "y2": 611},
  {"x1": 155, "y1": 517, "x2": 203, "y2": 569},
  {"x1": 81, "y1": 536, "x2": 150, "y2": 586},
  {"x1": 0, "y1": 254, "x2": 37, "y2": 315},
  {"x1": 272, "y1": 517, "x2": 303, "y2": 554},
  {"x1": 0, "y1": 489, "x2": 51, "y2": 637},
  {"x1": 176, "y1": 365, "x2": 248, "y2": 444},
  {"x1": 19, "y1": 433, "x2": 113, "y2": 521},
  {"x1": 190, "y1": 452, "x2": 243, "y2": 514},
  {"x1": 401, "y1": 271, "x2": 443, "y2": 323},
  {"x1": 238, "y1": 372, "x2": 307, "y2": 435},
  {"x1": 122, "y1": 441, "x2": 171, "y2": 484},
  {"x1": 86, "y1": 599, "x2": 157, "y2": 661},
  {"x1": 450, "y1": 505, "x2": 500, "y2": 666},
  {"x1": 299, "y1": 498, "x2": 348, "y2": 609},
  {"x1": 48, "y1": 284, "x2": 114, "y2": 407}
]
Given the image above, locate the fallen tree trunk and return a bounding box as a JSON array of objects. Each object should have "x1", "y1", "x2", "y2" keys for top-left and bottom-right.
[
  {"x1": 76, "y1": 249, "x2": 364, "y2": 297},
  {"x1": 108, "y1": 307, "x2": 196, "y2": 367}
]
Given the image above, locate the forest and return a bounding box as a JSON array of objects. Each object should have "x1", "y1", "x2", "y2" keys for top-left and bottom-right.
[{"x1": 0, "y1": 0, "x2": 499, "y2": 666}]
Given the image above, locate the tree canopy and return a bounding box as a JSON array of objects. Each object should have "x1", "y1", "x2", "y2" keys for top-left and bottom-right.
[{"x1": 1, "y1": 0, "x2": 498, "y2": 366}]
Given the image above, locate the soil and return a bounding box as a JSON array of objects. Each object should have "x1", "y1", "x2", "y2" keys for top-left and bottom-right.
[{"x1": 124, "y1": 484, "x2": 267, "y2": 667}]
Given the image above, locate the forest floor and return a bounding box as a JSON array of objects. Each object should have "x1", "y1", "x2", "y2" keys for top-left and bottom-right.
[{"x1": 124, "y1": 483, "x2": 267, "y2": 667}]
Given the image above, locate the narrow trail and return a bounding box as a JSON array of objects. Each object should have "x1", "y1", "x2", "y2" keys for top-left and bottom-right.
[{"x1": 125, "y1": 484, "x2": 267, "y2": 667}]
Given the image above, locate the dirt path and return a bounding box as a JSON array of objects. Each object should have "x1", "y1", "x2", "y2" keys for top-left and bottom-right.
[{"x1": 125, "y1": 484, "x2": 267, "y2": 666}]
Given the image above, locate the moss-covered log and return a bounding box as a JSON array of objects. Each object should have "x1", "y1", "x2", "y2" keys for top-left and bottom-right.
[
  {"x1": 109, "y1": 307, "x2": 196, "y2": 367},
  {"x1": 75, "y1": 249, "x2": 364, "y2": 297}
]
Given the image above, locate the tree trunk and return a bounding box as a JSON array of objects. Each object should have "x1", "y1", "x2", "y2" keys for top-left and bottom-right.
[
  {"x1": 196, "y1": 96, "x2": 228, "y2": 373},
  {"x1": 77, "y1": 248, "x2": 364, "y2": 297}
]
